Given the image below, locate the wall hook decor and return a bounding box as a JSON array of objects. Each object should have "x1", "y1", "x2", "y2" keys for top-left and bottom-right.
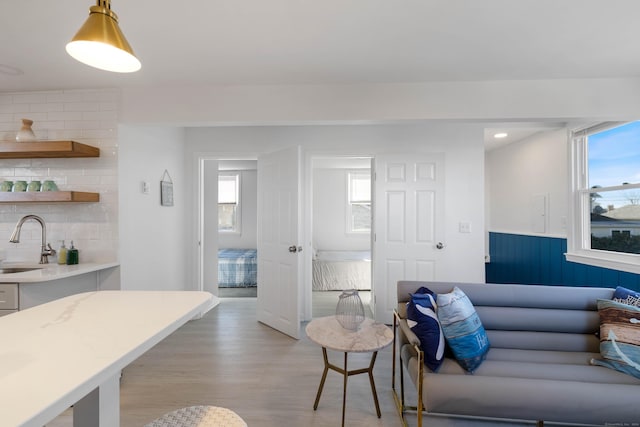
[{"x1": 160, "y1": 169, "x2": 173, "y2": 206}]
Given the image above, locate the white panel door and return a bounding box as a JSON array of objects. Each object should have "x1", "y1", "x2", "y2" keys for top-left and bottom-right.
[
  {"x1": 257, "y1": 146, "x2": 302, "y2": 339},
  {"x1": 373, "y1": 153, "x2": 445, "y2": 322},
  {"x1": 202, "y1": 160, "x2": 219, "y2": 296}
]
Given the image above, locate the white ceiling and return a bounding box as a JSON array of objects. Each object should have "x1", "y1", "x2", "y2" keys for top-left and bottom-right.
[
  {"x1": 483, "y1": 122, "x2": 568, "y2": 151},
  {"x1": 2, "y1": 1, "x2": 638, "y2": 145}
]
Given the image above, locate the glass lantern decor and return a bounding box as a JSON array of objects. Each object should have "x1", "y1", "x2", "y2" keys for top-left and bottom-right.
[{"x1": 335, "y1": 289, "x2": 365, "y2": 331}]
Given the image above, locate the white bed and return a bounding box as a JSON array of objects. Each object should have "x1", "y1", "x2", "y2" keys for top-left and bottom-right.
[{"x1": 312, "y1": 250, "x2": 371, "y2": 291}]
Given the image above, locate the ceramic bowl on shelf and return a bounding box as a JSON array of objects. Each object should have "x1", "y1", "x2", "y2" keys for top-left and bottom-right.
[
  {"x1": 27, "y1": 180, "x2": 41, "y2": 192},
  {"x1": 12, "y1": 180, "x2": 27, "y2": 192},
  {"x1": 0, "y1": 181, "x2": 13, "y2": 192},
  {"x1": 41, "y1": 180, "x2": 58, "y2": 191}
]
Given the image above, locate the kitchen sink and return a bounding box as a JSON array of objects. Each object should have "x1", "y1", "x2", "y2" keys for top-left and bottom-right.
[{"x1": 0, "y1": 267, "x2": 43, "y2": 274}]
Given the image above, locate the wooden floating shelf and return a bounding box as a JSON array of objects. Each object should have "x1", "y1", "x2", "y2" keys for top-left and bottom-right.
[
  {"x1": 0, "y1": 191, "x2": 99, "y2": 204},
  {"x1": 0, "y1": 141, "x2": 100, "y2": 158}
]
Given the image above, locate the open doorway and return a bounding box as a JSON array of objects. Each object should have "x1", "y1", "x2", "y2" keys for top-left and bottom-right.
[
  {"x1": 200, "y1": 149, "x2": 302, "y2": 339},
  {"x1": 217, "y1": 160, "x2": 258, "y2": 297},
  {"x1": 202, "y1": 158, "x2": 258, "y2": 299},
  {"x1": 310, "y1": 156, "x2": 373, "y2": 317},
  {"x1": 200, "y1": 154, "x2": 374, "y2": 322}
]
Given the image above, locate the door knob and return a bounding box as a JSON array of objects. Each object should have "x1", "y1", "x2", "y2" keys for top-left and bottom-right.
[
  {"x1": 436, "y1": 242, "x2": 445, "y2": 250},
  {"x1": 289, "y1": 245, "x2": 303, "y2": 253}
]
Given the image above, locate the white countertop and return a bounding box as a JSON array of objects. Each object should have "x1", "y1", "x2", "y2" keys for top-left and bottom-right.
[
  {"x1": 0, "y1": 261, "x2": 119, "y2": 283},
  {"x1": 0, "y1": 290, "x2": 218, "y2": 427}
]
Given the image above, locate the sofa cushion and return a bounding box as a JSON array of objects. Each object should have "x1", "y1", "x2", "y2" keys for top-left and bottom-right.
[
  {"x1": 455, "y1": 359, "x2": 638, "y2": 385},
  {"x1": 419, "y1": 372, "x2": 640, "y2": 425},
  {"x1": 486, "y1": 330, "x2": 600, "y2": 353},
  {"x1": 591, "y1": 298, "x2": 640, "y2": 379},
  {"x1": 437, "y1": 286, "x2": 490, "y2": 373},
  {"x1": 613, "y1": 286, "x2": 640, "y2": 307},
  {"x1": 486, "y1": 347, "x2": 599, "y2": 366},
  {"x1": 402, "y1": 347, "x2": 640, "y2": 425},
  {"x1": 406, "y1": 287, "x2": 446, "y2": 371}
]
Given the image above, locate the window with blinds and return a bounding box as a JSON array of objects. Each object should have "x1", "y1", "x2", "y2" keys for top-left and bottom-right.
[
  {"x1": 567, "y1": 121, "x2": 640, "y2": 273},
  {"x1": 218, "y1": 173, "x2": 240, "y2": 232},
  {"x1": 347, "y1": 170, "x2": 371, "y2": 233}
]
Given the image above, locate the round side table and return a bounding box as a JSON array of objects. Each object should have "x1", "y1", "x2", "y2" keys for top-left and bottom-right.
[{"x1": 305, "y1": 315, "x2": 393, "y2": 427}]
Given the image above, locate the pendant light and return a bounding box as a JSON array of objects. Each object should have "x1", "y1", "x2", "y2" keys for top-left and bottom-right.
[{"x1": 66, "y1": 0, "x2": 141, "y2": 73}]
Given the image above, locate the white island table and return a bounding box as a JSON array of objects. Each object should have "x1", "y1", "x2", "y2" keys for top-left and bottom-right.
[{"x1": 0, "y1": 290, "x2": 218, "y2": 427}]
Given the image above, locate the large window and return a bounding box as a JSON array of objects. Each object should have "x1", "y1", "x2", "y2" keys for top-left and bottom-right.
[
  {"x1": 568, "y1": 122, "x2": 640, "y2": 273},
  {"x1": 218, "y1": 173, "x2": 240, "y2": 233},
  {"x1": 347, "y1": 170, "x2": 371, "y2": 233}
]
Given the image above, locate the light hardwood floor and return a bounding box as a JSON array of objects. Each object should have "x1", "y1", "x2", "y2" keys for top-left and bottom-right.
[{"x1": 47, "y1": 293, "x2": 412, "y2": 427}]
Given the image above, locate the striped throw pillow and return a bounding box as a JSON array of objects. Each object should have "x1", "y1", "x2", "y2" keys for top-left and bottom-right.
[{"x1": 591, "y1": 299, "x2": 640, "y2": 379}]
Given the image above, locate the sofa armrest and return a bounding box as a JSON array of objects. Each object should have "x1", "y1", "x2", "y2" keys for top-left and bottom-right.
[
  {"x1": 394, "y1": 309, "x2": 421, "y2": 348},
  {"x1": 393, "y1": 309, "x2": 425, "y2": 427}
]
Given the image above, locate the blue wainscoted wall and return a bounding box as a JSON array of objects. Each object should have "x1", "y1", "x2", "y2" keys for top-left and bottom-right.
[{"x1": 486, "y1": 232, "x2": 640, "y2": 292}]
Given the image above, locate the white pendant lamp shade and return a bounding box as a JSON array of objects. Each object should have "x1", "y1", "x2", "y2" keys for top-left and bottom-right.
[{"x1": 66, "y1": 1, "x2": 141, "y2": 73}]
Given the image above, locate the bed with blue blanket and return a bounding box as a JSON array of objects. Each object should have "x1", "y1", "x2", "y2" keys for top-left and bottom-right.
[{"x1": 218, "y1": 249, "x2": 257, "y2": 287}]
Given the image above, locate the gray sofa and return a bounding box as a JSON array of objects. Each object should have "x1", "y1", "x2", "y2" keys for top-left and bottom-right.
[{"x1": 392, "y1": 281, "x2": 640, "y2": 427}]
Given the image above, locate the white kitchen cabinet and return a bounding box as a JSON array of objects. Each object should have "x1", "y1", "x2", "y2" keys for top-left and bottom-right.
[
  {"x1": 0, "y1": 283, "x2": 18, "y2": 316},
  {"x1": 18, "y1": 272, "x2": 98, "y2": 310},
  {"x1": 0, "y1": 263, "x2": 120, "y2": 312}
]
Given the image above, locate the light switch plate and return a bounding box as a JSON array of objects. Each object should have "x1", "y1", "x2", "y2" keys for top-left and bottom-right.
[{"x1": 141, "y1": 181, "x2": 150, "y2": 195}]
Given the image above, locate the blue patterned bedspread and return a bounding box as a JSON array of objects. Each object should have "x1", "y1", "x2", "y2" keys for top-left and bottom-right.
[{"x1": 218, "y1": 249, "x2": 257, "y2": 287}]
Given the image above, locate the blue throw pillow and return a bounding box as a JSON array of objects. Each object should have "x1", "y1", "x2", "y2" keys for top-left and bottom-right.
[
  {"x1": 406, "y1": 287, "x2": 445, "y2": 372},
  {"x1": 612, "y1": 286, "x2": 640, "y2": 307},
  {"x1": 437, "y1": 286, "x2": 490, "y2": 373}
]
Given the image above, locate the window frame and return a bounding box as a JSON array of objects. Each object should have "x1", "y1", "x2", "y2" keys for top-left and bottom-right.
[
  {"x1": 346, "y1": 170, "x2": 372, "y2": 234},
  {"x1": 218, "y1": 172, "x2": 241, "y2": 234},
  {"x1": 566, "y1": 122, "x2": 640, "y2": 274}
]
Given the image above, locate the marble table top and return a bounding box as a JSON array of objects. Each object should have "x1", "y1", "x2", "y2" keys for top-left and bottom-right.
[
  {"x1": 0, "y1": 290, "x2": 217, "y2": 427},
  {"x1": 305, "y1": 315, "x2": 393, "y2": 353}
]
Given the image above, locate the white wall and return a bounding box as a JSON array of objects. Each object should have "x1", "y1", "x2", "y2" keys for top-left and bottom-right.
[
  {"x1": 121, "y1": 78, "x2": 640, "y2": 125},
  {"x1": 185, "y1": 123, "x2": 487, "y2": 285},
  {"x1": 0, "y1": 89, "x2": 119, "y2": 266},
  {"x1": 313, "y1": 167, "x2": 370, "y2": 251},
  {"x1": 218, "y1": 169, "x2": 258, "y2": 249},
  {"x1": 4, "y1": 77, "x2": 638, "y2": 297},
  {"x1": 118, "y1": 125, "x2": 187, "y2": 290},
  {"x1": 486, "y1": 128, "x2": 569, "y2": 237},
  {"x1": 119, "y1": 78, "x2": 640, "y2": 294}
]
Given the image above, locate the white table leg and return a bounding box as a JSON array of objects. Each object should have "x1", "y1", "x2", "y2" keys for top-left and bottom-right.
[{"x1": 73, "y1": 372, "x2": 120, "y2": 427}]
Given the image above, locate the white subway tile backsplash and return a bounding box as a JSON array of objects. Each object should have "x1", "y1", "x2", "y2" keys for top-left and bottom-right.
[
  {"x1": 67, "y1": 175, "x2": 101, "y2": 185},
  {"x1": 57, "y1": 91, "x2": 89, "y2": 103},
  {"x1": 0, "y1": 88, "x2": 119, "y2": 264},
  {"x1": 11, "y1": 93, "x2": 49, "y2": 104},
  {"x1": 38, "y1": 120, "x2": 66, "y2": 130},
  {"x1": 82, "y1": 110, "x2": 117, "y2": 121},
  {"x1": 65, "y1": 120, "x2": 101, "y2": 130},
  {"x1": 47, "y1": 111, "x2": 83, "y2": 121},
  {"x1": 64, "y1": 102, "x2": 100, "y2": 113},
  {"x1": 31, "y1": 103, "x2": 64, "y2": 113}
]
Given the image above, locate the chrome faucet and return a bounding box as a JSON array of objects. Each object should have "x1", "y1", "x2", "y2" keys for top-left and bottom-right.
[{"x1": 9, "y1": 215, "x2": 56, "y2": 264}]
